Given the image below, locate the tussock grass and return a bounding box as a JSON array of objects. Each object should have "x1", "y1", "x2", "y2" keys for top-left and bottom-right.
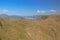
[{"x1": 0, "y1": 14, "x2": 60, "y2": 40}]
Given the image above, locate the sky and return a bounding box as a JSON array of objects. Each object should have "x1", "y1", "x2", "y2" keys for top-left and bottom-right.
[{"x1": 0, "y1": 0, "x2": 60, "y2": 16}]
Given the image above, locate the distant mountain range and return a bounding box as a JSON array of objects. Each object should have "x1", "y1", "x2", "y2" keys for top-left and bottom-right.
[
  {"x1": 0, "y1": 14, "x2": 49, "y2": 20},
  {"x1": 0, "y1": 14, "x2": 24, "y2": 18}
]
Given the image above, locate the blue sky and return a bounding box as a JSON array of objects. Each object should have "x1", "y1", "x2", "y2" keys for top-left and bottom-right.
[{"x1": 0, "y1": 0, "x2": 60, "y2": 16}]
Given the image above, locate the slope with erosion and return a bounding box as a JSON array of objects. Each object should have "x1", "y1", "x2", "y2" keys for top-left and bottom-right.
[{"x1": 25, "y1": 14, "x2": 60, "y2": 40}]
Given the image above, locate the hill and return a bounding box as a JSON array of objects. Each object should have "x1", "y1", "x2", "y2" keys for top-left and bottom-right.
[{"x1": 0, "y1": 14, "x2": 60, "y2": 40}]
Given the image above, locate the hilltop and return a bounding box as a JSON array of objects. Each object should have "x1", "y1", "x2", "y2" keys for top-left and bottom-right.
[{"x1": 0, "y1": 14, "x2": 60, "y2": 40}]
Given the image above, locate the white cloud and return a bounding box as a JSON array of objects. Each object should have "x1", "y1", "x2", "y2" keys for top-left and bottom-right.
[
  {"x1": 37, "y1": 10, "x2": 41, "y2": 13},
  {"x1": 49, "y1": 10, "x2": 57, "y2": 13},
  {"x1": 37, "y1": 10, "x2": 46, "y2": 13},
  {"x1": 0, "y1": 10, "x2": 9, "y2": 13},
  {"x1": 36, "y1": 10, "x2": 57, "y2": 15},
  {"x1": 37, "y1": 10, "x2": 57, "y2": 13}
]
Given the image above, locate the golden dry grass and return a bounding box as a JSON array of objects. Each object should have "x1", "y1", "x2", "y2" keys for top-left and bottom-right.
[{"x1": 0, "y1": 14, "x2": 60, "y2": 40}]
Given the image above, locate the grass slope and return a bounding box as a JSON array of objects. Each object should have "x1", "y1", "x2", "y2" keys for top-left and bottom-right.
[{"x1": 0, "y1": 14, "x2": 60, "y2": 40}]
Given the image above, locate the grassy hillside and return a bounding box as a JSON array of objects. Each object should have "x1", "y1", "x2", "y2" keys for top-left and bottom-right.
[{"x1": 0, "y1": 14, "x2": 60, "y2": 40}]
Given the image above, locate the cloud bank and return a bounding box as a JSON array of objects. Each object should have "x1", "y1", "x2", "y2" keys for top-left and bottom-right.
[
  {"x1": 36, "y1": 10, "x2": 57, "y2": 15},
  {"x1": 49, "y1": 10, "x2": 57, "y2": 13},
  {"x1": 0, "y1": 9, "x2": 59, "y2": 16},
  {"x1": 0, "y1": 10, "x2": 9, "y2": 13}
]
